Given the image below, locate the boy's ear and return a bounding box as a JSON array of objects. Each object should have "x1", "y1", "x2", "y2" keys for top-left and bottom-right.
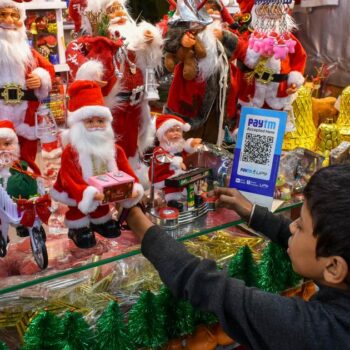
[{"x1": 323, "y1": 256, "x2": 349, "y2": 284}]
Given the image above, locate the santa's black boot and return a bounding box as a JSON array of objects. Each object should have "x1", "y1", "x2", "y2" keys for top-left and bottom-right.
[
  {"x1": 68, "y1": 227, "x2": 96, "y2": 249},
  {"x1": 90, "y1": 219, "x2": 121, "y2": 238}
]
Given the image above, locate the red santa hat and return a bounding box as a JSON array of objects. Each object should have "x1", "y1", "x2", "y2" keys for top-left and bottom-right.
[
  {"x1": 0, "y1": 120, "x2": 18, "y2": 142},
  {"x1": 156, "y1": 114, "x2": 191, "y2": 140},
  {"x1": 237, "y1": 0, "x2": 254, "y2": 13},
  {"x1": 67, "y1": 80, "x2": 112, "y2": 127},
  {"x1": 0, "y1": 0, "x2": 31, "y2": 21}
]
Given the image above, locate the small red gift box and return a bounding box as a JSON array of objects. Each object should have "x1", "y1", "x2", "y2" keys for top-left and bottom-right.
[{"x1": 88, "y1": 171, "x2": 134, "y2": 204}]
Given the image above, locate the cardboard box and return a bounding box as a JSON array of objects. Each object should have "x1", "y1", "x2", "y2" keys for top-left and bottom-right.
[{"x1": 88, "y1": 171, "x2": 134, "y2": 204}]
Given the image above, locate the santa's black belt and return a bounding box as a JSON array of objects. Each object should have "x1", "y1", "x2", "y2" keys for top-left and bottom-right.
[
  {"x1": 237, "y1": 60, "x2": 289, "y2": 83},
  {"x1": 0, "y1": 86, "x2": 38, "y2": 104}
]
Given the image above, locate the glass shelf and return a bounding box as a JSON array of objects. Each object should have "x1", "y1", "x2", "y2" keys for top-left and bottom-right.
[{"x1": 0, "y1": 201, "x2": 302, "y2": 296}]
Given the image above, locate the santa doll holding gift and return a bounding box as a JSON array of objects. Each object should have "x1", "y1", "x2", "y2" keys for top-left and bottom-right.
[
  {"x1": 0, "y1": 0, "x2": 55, "y2": 174},
  {"x1": 149, "y1": 114, "x2": 201, "y2": 206},
  {"x1": 51, "y1": 80, "x2": 144, "y2": 249},
  {"x1": 66, "y1": 0, "x2": 163, "y2": 182},
  {"x1": 234, "y1": 0, "x2": 307, "y2": 117},
  {"x1": 164, "y1": 0, "x2": 239, "y2": 145}
]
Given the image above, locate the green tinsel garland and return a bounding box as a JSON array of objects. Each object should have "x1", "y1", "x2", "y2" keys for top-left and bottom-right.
[
  {"x1": 61, "y1": 311, "x2": 96, "y2": 350},
  {"x1": 228, "y1": 245, "x2": 258, "y2": 287},
  {"x1": 128, "y1": 290, "x2": 168, "y2": 349},
  {"x1": 157, "y1": 286, "x2": 196, "y2": 339},
  {"x1": 0, "y1": 340, "x2": 8, "y2": 350},
  {"x1": 96, "y1": 301, "x2": 135, "y2": 350},
  {"x1": 22, "y1": 311, "x2": 64, "y2": 350}
]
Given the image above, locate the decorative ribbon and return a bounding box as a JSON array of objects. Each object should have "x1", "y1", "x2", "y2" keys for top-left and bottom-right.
[{"x1": 17, "y1": 194, "x2": 51, "y2": 227}]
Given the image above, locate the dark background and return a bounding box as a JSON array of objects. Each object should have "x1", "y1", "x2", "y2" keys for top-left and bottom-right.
[{"x1": 128, "y1": 0, "x2": 168, "y2": 23}]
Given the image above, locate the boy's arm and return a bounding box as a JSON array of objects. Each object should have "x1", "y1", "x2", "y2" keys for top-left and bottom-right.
[
  {"x1": 249, "y1": 205, "x2": 292, "y2": 249},
  {"x1": 127, "y1": 208, "x2": 307, "y2": 349},
  {"x1": 140, "y1": 224, "x2": 307, "y2": 349}
]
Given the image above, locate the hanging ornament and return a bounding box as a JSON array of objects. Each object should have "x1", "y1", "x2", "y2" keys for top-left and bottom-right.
[
  {"x1": 336, "y1": 85, "x2": 350, "y2": 142},
  {"x1": 283, "y1": 85, "x2": 317, "y2": 151}
]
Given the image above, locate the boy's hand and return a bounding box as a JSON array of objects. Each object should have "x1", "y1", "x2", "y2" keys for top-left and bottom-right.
[
  {"x1": 213, "y1": 187, "x2": 253, "y2": 222},
  {"x1": 127, "y1": 206, "x2": 154, "y2": 241}
]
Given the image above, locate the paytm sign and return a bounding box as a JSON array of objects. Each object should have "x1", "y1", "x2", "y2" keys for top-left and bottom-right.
[{"x1": 247, "y1": 118, "x2": 277, "y2": 130}]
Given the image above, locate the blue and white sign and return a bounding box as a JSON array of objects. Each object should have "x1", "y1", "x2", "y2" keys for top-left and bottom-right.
[{"x1": 230, "y1": 107, "x2": 287, "y2": 210}]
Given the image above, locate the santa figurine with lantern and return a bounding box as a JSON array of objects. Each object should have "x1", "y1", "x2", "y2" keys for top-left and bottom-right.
[
  {"x1": 234, "y1": 0, "x2": 307, "y2": 115},
  {"x1": 0, "y1": 0, "x2": 55, "y2": 174},
  {"x1": 149, "y1": 114, "x2": 202, "y2": 209},
  {"x1": 51, "y1": 79, "x2": 144, "y2": 249},
  {"x1": 66, "y1": 0, "x2": 163, "y2": 186}
]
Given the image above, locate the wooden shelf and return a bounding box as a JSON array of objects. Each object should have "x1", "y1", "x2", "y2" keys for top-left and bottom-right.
[{"x1": 23, "y1": 1, "x2": 67, "y2": 10}]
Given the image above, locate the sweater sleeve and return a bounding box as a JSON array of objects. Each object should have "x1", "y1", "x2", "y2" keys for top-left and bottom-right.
[
  {"x1": 141, "y1": 226, "x2": 309, "y2": 350},
  {"x1": 249, "y1": 205, "x2": 292, "y2": 249}
]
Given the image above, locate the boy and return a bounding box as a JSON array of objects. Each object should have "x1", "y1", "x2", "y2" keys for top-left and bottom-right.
[{"x1": 127, "y1": 164, "x2": 350, "y2": 349}]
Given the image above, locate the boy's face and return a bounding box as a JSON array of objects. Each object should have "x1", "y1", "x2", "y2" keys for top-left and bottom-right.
[{"x1": 288, "y1": 202, "x2": 327, "y2": 280}]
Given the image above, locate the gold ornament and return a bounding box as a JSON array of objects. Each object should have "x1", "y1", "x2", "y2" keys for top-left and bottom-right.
[
  {"x1": 336, "y1": 86, "x2": 350, "y2": 142},
  {"x1": 283, "y1": 86, "x2": 317, "y2": 151},
  {"x1": 315, "y1": 119, "x2": 341, "y2": 158}
]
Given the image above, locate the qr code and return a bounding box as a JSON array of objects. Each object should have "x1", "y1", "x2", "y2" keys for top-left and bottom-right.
[{"x1": 242, "y1": 133, "x2": 274, "y2": 165}]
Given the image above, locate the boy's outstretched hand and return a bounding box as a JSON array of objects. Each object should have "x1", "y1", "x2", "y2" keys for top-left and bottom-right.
[
  {"x1": 213, "y1": 187, "x2": 253, "y2": 222},
  {"x1": 127, "y1": 206, "x2": 154, "y2": 241}
]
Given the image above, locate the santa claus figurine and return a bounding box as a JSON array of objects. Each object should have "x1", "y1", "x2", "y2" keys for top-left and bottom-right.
[
  {"x1": 51, "y1": 80, "x2": 144, "y2": 249},
  {"x1": 234, "y1": 0, "x2": 307, "y2": 113},
  {"x1": 0, "y1": 120, "x2": 46, "y2": 238},
  {"x1": 164, "y1": 0, "x2": 239, "y2": 145},
  {"x1": 0, "y1": 0, "x2": 55, "y2": 174},
  {"x1": 149, "y1": 114, "x2": 201, "y2": 206},
  {"x1": 66, "y1": 0, "x2": 163, "y2": 185}
]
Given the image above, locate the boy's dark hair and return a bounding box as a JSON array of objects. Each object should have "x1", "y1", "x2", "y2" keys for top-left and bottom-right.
[{"x1": 304, "y1": 164, "x2": 350, "y2": 272}]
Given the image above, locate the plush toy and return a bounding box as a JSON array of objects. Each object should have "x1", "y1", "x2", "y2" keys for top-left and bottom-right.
[
  {"x1": 164, "y1": 28, "x2": 207, "y2": 81},
  {"x1": 312, "y1": 96, "x2": 338, "y2": 127}
]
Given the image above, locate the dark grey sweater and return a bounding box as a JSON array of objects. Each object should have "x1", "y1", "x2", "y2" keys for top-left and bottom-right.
[{"x1": 141, "y1": 206, "x2": 350, "y2": 350}]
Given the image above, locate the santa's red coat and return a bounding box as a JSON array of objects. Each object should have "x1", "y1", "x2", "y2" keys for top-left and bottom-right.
[
  {"x1": 52, "y1": 143, "x2": 142, "y2": 213},
  {"x1": 66, "y1": 36, "x2": 150, "y2": 159},
  {"x1": 234, "y1": 34, "x2": 307, "y2": 110},
  {"x1": 0, "y1": 49, "x2": 55, "y2": 174}
]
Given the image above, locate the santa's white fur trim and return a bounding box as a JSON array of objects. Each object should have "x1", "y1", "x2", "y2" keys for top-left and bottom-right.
[
  {"x1": 15, "y1": 123, "x2": 36, "y2": 140},
  {"x1": 78, "y1": 186, "x2": 100, "y2": 214},
  {"x1": 90, "y1": 211, "x2": 112, "y2": 225},
  {"x1": 120, "y1": 182, "x2": 144, "y2": 208},
  {"x1": 50, "y1": 188, "x2": 77, "y2": 206},
  {"x1": 169, "y1": 156, "x2": 183, "y2": 171},
  {"x1": 76, "y1": 60, "x2": 104, "y2": 82},
  {"x1": 0, "y1": 128, "x2": 17, "y2": 141},
  {"x1": 32, "y1": 67, "x2": 52, "y2": 101},
  {"x1": 244, "y1": 48, "x2": 261, "y2": 69},
  {"x1": 288, "y1": 71, "x2": 305, "y2": 88},
  {"x1": 129, "y1": 154, "x2": 150, "y2": 190},
  {"x1": 156, "y1": 120, "x2": 191, "y2": 140},
  {"x1": 154, "y1": 180, "x2": 165, "y2": 189},
  {"x1": 138, "y1": 102, "x2": 155, "y2": 154},
  {"x1": 42, "y1": 147, "x2": 62, "y2": 160},
  {"x1": 0, "y1": 0, "x2": 25, "y2": 20},
  {"x1": 65, "y1": 216, "x2": 90, "y2": 229},
  {"x1": 68, "y1": 106, "x2": 112, "y2": 127},
  {"x1": 183, "y1": 138, "x2": 197, "y2": 154}
]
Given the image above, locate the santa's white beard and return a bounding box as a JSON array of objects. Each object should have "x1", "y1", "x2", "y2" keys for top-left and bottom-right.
[
  {"x1": 160, "y1": 138, "x2": 185, "y2": 155},
  {"x1": 0, "y1": 26, "x2": 33, "y2": 86},
  {"x1": 70, "y1": 122, "x2": 116, "y2": 166},
  {"x1": 197, "y1": 24, "x2": 221, "y2": 81}
]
